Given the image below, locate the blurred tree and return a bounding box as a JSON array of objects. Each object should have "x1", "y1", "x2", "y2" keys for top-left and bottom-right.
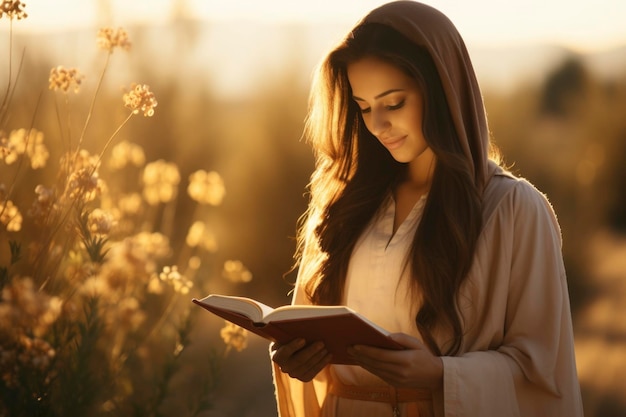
[
  {"x1": 606, "y1": 130, "x2": 626, "y2": 233},
  {"x1": 540, "y1": 55, "x2": 589, "y2": 117}
]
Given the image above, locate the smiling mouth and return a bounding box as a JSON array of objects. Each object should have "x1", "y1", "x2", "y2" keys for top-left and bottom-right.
[{"x1": 380, "y1": 135, "x2": 407, "y2": 149}]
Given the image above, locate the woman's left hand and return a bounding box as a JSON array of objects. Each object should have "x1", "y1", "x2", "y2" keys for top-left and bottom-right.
[{"x1": 347, "y1": 332, "x2": 443, "y2": 390}]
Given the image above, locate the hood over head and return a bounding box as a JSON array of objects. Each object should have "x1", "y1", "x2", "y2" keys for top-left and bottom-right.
[{"x1": 358, "y1": 1, "x2": 496, "y2": 190}]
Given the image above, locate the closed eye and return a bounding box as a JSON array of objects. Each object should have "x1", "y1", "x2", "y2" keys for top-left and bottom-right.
[
  {"x1": 355, "y1": 99, "x2": 405, "y2": 115},
  {"x1": 386, "y1": 100, "x2": 405, "y2": 111}
]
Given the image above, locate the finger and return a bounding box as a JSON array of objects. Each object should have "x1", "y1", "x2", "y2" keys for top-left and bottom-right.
[
  {"x1": 271, "y1": 338, "x2": 306, "y2": 364},
  {"x1": 281, "y1": 341, "x2": 327, "y2": 374},
  {"x1": 294, "y1": 350, "x2": 333, "y2": 382},
  {"x1": 274, "y1": 341, "x2": 332, "y2": 381}
]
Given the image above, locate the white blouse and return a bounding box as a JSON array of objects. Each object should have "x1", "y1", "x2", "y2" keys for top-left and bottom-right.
[{"x1": 336, "y1": 194, "x2": 426, "y2": 387}]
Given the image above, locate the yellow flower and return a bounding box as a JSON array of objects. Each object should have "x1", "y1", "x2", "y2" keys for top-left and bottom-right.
[
  {"x1": 123, "y1": 83, "x2": 157, "y2": 117},
  {"x1": 108, "y1": 140, "x2": 145, "y2": 170},
  {"x1": 0, "y1": 199, "x2": 22, "y2": 232},
  {"x1": 79, "y1": 277, "x2": 108, "y2": 297},
  {"x1": 96, "y1": 27, "x2": 131, "y2": 53},
  {"x1": 147, "y1": 274, "x2": 164, "y2": 294},
  {"x1": 220, "y1": 321, "x2": 248, "y2": 352},
  {"x1": 0, "y1": 132, "x2": 13, "y2": 163},
  {"x1": 0, "y1": 0, "x2": 27, "y2": 20},
  {"x1": 117, "y1": 193, "x2": 143, "y2": 215},
  {"x1": 185, "y1": 221, "x2": 218, "y2": 252},
  {"x1": 130, "y1": 232, "x2": 171, "y2": 260},
  {"x1": 187, "y1": 170, "x2": 226, "y2": 206},
  {"x1": 188, "y1": 256, "x2": 201, "y2": 270},
  {"x1": 142, "y1": 160, "x2": 180, "y2": 205},
  {"x1": 222, "y1": 260, "x2": 252, "y2": 283},
  {"x1": 158, "y1": 265, "x2": 193, "y2": 294},
  {"x1": 48, "y1": 66, "x2": 84, "y2": 93},
  {"x1": 1, "y1": 128, "x2": 48, "y2": 169}
]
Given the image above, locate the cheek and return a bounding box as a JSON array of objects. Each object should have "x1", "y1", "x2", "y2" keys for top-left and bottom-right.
[{"x1": 406, "y1": 109, "x2": 425, "y2": 136}]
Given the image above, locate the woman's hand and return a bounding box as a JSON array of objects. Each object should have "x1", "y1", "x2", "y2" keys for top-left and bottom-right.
[
  {"x1": 347, "y1": 333, "x2": 443, "y2": 390},
  {"x1": 271, "y1": 338, "x2": 332, "y2": 382}
]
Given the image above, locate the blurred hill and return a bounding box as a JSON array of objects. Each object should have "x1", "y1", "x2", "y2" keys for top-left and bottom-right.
[{"x1": 2, "y1": 19, "x2": 626, "y2": 97}]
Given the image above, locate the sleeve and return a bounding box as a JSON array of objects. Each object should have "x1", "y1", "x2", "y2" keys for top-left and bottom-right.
[
  {"x1": 271, "y1": 252, "x2": 329, "y2": 417},
  {"x1": 441, "y1": 180, "x2": 583, "y2": 417}
]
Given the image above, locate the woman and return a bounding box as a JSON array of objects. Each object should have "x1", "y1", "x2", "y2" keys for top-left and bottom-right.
[{"x1": 271, "y1": 1, "x2": 584, "y2": 416}]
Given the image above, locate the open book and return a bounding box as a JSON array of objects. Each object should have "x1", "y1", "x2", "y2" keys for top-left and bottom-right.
[{"x1": 192, "y1": 294, "x2": 404, "y2": 365}]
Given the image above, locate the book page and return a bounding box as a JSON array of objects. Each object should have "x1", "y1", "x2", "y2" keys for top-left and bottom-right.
[
  {"x1": 265, "y1": 305, "x2": 391, "y2": 337},
  {"x1": 266, "y1": 305, "x2": 353, "y2": 323},
  {"x1": 196, "y1": 295, "x2": 275, "y2": 322}
]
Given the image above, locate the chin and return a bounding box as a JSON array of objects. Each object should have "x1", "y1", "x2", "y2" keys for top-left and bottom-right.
[{"x1": 388, "y1": 151, "x2": 415, "y2": 164}]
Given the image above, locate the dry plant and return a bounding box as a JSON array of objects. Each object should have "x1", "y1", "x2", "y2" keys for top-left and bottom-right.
[{"x1": 0, "y1": 2, "x2": 251, "y2": 416}]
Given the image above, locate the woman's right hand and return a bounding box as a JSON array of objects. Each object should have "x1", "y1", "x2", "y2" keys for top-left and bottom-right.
[{"x1": 270, "y1": 338, "x2": 332, "y2": 382}]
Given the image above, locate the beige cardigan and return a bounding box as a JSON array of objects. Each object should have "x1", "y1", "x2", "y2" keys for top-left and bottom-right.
[{"x1": 272, "y1": 171, "x2": 584, "y2": 417}]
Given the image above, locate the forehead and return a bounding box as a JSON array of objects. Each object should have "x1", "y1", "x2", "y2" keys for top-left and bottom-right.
[{"x1": 346, "y1": 56, "x2": 416, "y2": 97}]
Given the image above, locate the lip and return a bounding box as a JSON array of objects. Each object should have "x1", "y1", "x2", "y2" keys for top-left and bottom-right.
[{"x1": 380, "y1": 135, "x2": 407, "y2": 150}]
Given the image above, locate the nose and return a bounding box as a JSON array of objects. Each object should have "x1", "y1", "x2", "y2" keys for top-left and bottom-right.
[{"x1": 367, "y1": 109, "x2": 390, "y2": 136}]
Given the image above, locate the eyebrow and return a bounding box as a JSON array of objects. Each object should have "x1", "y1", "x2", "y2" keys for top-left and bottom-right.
[{"x1": 353, "y1": 88, "x2": 405, "y2": 101}]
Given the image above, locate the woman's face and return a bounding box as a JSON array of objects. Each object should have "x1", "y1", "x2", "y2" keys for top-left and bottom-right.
[{"x1": 347, "y1": 56, "x2": 431, "y2": 166}]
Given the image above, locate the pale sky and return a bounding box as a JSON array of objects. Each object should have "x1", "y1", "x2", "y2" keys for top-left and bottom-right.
[{"x1": 11, "y1": 0, "x2": 626, "y2": 52}]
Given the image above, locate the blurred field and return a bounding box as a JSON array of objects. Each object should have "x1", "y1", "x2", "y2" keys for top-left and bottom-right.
[{"x1": 1, "y1": 14, "x2": 625, "y2": 417}]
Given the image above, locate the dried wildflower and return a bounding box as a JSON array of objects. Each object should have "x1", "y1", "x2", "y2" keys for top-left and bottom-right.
[
  {"x1": 147, "y1": 274, "x2": 164, "y2": 294},
  {"x1": 0, "y1": 129, "x2": 42, "y2": 168},
  {"x1": 123, "y1": 83, "x2": 157, "y2": 117},
  {"x1": 79, "y1": 276, "x2": 108, "y2": 297},
  {"x1": 220, "y1": 321, "x2": 248, "y2": 352},
  {"x1": 108, "y1": 140, "x2": 145, "y2": 170},
  {"x1": 142, "y1": 160, "x2": 180, "y2": 205},
  {"x1": 159, "y1": 265, "x2": 193, "y2": 294},
  {"x1": 0, "y1": 199, "x2": 22, "y2": 232},
  {"x1": 0, "y1": 132, "x2": 11, "y2": 162},
  {"x1": 0, "y1": 0, "x2": 27, "y2": 20},
  {"x1": 0, "y1": 336, "x2": 55, "y2": 389},
  {"x1": 117, "y1": 193, "x2": 143, "y2": 215},
  {"x1": 109, "y1": 297, "x2": 145, "y2": 331},
  {"x1": 28, "y1": 184, "x2": 57, "y2": 224},
  {"x1": 0, "y1": 277, "x2": 62, "y2": 339},
  {"x1": 87, "y1": 208, "x2": 115, "y2": 236},
  {"x1": 1, "y1": 128, "x2": 48, "y2": 169},
  {"x1": 66, "y1": 167, "x2": 102, "y2": 202},
  {"x1": 188, "y1": 170, "x2": 226, "y2": 206},
  {"x1": 185, "y1": 221, "x2": 218, "y2": 252},
  {"x1": 61, "y1": 150, "x2": 103, "y2": 203},
  {"x1": 188, "y1": 255, "x2": 201, "y2": 270},
  {"x1": 23, "y1": 129, "x2": 48, "y2": 169},
  {"x1": 48, "y1": 66, "x2": 84, "y2": 93},
  {"x1": 96, "y1": 27, "x2": 131, "y2": 53},
  {"x1": 222, "y1": 260, "x2": 252, "y2": 283},
  {"x1": 130, "y1": 232, "x2": 171, "y2": 261}
]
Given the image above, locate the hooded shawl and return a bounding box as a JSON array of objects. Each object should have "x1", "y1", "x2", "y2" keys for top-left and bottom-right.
[
  {"x1": 272, "y1": 2, "x2": 583, "y2": 416},
  {"x1": 363, "y1": 1, "x2": 495, "y2": 191}
]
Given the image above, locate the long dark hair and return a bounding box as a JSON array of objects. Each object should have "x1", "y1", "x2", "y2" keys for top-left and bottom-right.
[{"x1": 296, "y1": 23, "x2": 483, "y2": 356}]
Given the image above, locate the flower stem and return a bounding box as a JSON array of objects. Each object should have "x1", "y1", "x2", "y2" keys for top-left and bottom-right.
[{"x1": 76, "y1": 51, "x2": 111, "y2": 153}]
